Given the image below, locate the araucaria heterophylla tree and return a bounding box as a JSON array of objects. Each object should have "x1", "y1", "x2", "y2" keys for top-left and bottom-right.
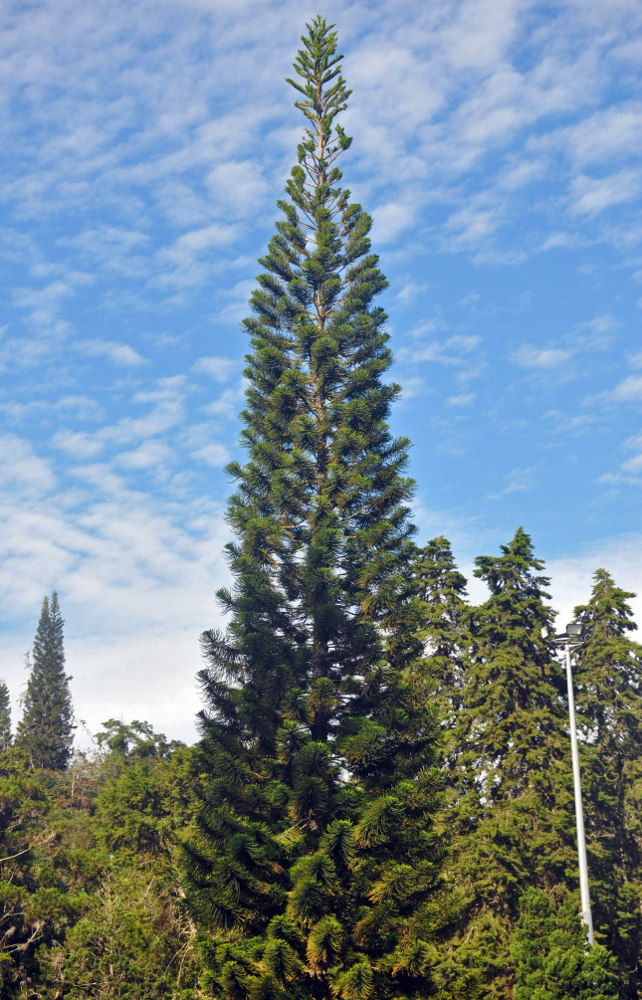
[
  {"x1": 0, "y1": 679, "x2": 11, "y2": 753},
  {"x1": 17, "y1": 592, "x2": 74, "y2": 771},
  {"x1": 184, "y1": 17, "x2": 442, "y2": 1000}
]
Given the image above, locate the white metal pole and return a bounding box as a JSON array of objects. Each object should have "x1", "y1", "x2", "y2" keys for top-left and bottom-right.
[{"x1": 564, "y1": 640, "x2": 594, "y2": 946}]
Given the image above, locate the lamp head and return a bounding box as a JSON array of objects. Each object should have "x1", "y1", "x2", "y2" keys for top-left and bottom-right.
[{"x1": 566, "y1": 622, "x2": 582, "y2": 637}]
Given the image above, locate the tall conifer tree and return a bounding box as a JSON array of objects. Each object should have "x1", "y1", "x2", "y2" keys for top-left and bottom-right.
[
  {"x1": 412, "y1": 536, "x2": 469, "y2": 723},
  {"x1": 466, "y1": 528, "x2": 564, "y2": 798},
  {"x1": 185, "y1": 18, "x2": 441, "y2": 1000},
  {"x1": 573, "y1": 569, "x2": 642, "y2": 996},
  {"x1": 437, "y1": 529, "x2": 577, "y2": 998},
  {"x1": 0, "y1": 680, "x2": 11, "y2": 753},
  {"x1": 17, "y1": 592, "x2": 74, "y2": 770},
  {"x1": 513, "y1": 888, "x2": 618, "y2": 1000}
]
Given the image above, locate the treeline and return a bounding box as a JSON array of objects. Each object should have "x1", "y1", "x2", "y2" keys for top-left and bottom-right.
[
  {"x1": 3, "y1": 545, "x2": 640, "y2": 998},
  {"x1": 3, "y1": 16, "x2": 641, "y2": 999},
  {"x1": 0, "y1": 716, "x2": 200, "y2": 997}
]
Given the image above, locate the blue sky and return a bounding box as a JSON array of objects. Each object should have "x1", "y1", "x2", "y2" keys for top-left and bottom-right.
[{"x1": 1, "y1": 0, "x2": 641, "y2": 744}]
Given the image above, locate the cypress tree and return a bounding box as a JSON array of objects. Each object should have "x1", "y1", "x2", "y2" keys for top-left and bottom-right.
[
  {"x1": 573, "y1": 569, "x2": 642, "y2": 996},
  {"x1": 185, "y1": 18, "x2": 441, "y2": 1000},
  {"x1": 0, "y1": 680, "x2": 11, "y2": 752},
  {"x1": 17, "y1": 592, "x2": 74, "y2": 770}
]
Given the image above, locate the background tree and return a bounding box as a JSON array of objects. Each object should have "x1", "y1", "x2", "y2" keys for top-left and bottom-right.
[
  {"x1": 17, "y1": 593, "x2": 74, "y2": 771},
  {"x1": 184, "y1": 17, "x2": 441, "y2": 1000},
  {"x1": 513, "y1": 887, "x2": 618, "y2": 1000},
  {"x1": 573, "y1": 569, "x2": 642, "y2": 997},
  {"x1": 0, "y1": 719, "x2": 200, "y2": 999},
  {"x1": 435, "y1": 529, "x2": 580, "y2": 998},
  {"x1": 412, "y1": 536, "x2": 469, "y2": 728},
  {"x1": 45, "y1": 722, "x2": 200, "y2": 1000},
  {"x1": 0, "y1": 682, "x2": 11, "y2": 753}
]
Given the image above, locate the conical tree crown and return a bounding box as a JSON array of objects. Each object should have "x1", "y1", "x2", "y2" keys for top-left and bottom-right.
[
  {"x1": 186, "y1": 19, "x2": 440, "y2": 1000},
  {"x1": 433, "y1": 531, "x2": 579, "y2": 998},
  {"x1": 0, "y1": 680, "x2": 11, "y2": 753},
  {"x1": 571, "y1": 570, "x2": 642, "y2": 993},
  {"x1": 573, "y1": 568, "x2": 642, "y2": 748},
  {"x1": 466, "y1": 527, "x2": 564, "y2": 790},
  {"x1": 17, "y1": 592, "x2": 74, "y2": 770},
  {"x1": 412, "y1": 536, "x2": 469, "y2": 711},
  {"x1": 200, "y1": 14, "x2": 416, "y2": 757}
]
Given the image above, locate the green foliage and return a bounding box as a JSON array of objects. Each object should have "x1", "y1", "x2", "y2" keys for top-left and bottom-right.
[
  {"x1": 47, "y1": 866, "x2": 195, "y2": 1000},
  {"x1": 185, "y1": 16, "x2": 441, "y2": 999},
  {"x1": 0, "y1": 755, "x2": 56, "y2": 994},
  {"x1": 0, "y1": 16, "x2": 640, "y2": 1000},
  {"x1": 0, "y1": 681, "x2": 11, "y2": 753},
  {"x1": 92, "y1": 722, "x2": 197, "y2": 864},
  {"x1": 17, "y1": 593, "x2": 74, "y2": 771},
  {"x1": 412, "y1": 537, "x2": 469, "y2": 706},
  {"x1": 433, "y1": 529, "x2": 577, "y2": 997},
  {"x1": 513, "y1": 888, "x2": 618, "y2": 999},
  {"x1": 0, "y1": 722, "x2": 200, "y2": 998},
  {"x1": 572, "y1": 569, "x2": 642, "y2": 995},
  {"x1": 466, "y1": 528, "x2": 564, "y2": 799}
]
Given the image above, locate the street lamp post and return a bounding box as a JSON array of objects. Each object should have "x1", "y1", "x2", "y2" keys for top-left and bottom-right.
[{"x1": 543, "y1": 622, "x2": 594, "y2": 946}]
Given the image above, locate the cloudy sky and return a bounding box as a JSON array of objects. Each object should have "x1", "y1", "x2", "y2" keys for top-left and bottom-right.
[{"x1": 2, "y1": 0, "x2": 641, "y2": 744}]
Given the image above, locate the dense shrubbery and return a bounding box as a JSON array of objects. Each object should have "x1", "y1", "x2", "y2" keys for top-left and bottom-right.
[{"x1": 0, "y1": 724, "x2": 201, "y2": 998}]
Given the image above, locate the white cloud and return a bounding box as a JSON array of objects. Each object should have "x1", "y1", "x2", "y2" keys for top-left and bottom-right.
[
  {"x1": 371, "y1": 198, "x2": 418, "y2": 244},
  {"x1": 487, "y1": 465, "x2": 537, "y2": 500},
  {"x1": 190, "y1": 442, "x2": 230, "y2": 467},
  {"x1": 570, "y1": 169, "x2": 642, "y2": 216},
  {"x1": 216, "y1": 278, "x2": 255, "y2": 323},
  {"x1": 104, "y1": 397, "x2": 186, "y2": 446},
  {"x1": 55, "y1": 395, "x2": 104, "y2": 420},
  {"x1": 574, "y1": 313, "x2": 618, "y2": 349},
  {"x1": 152, "y1": 222, "x2": 241, "y2": 290},
  {"x1": 0, "y1": 435, "x2": 56, "y2": 493},
  {"x1": 614, "y1": 430, "x2": 642, "y2": 477},
  {"x1": 547, "y1": 536, "x2": 642, "y2": 629},
  {"x1": 399, "y1": 376, "x2": 428, "y2": 402},
  {"x1": 170, "y1": 224, "x2": 238, "y2": 256},
  {"x1": 116, "y1": 440, "x2": 171, "y2": 470},
  {"x1": 11, "y1": 277, "x2": 86, "y2": 342},
  {"x1": 512, "y1": 345, "x2": 573, "y2": 369},
  {"x1": 79, "y1": 339, "x2": 147, "y2": 366},
  {"x1": 447, "y1": 392, "x2": 476, "y2": 407},
  {"x1": 395, "y1": 281, "x2": 429, "y2": 305},
  {"x1": 59, "y1": 225, "x2": 148, "y2": 257},
  {"x1": 402, "y1": 334, "x2": 481, "y2": 366},
  {"x1": 562, "y1": 103, "x2": 642, "y2": 169},
  {"x1": 203, "y1": 383, "x2": 245, "y2": 419},
  {"x1": 543, "y1": 410, "x2": 595, "y2": 435},
  {"x1": 0, "y1": 458, "x2": 230, "y2": 743},
  {"x1": 13, "y1": 280, "x2": 75, "y2": 312},
  {"x1": 52, "y1": 429, "x2": 104, "y2": 459},
  {"x1": 621, "y1": 452, "x2": 642, "y2": 474},
  {"x1": 206, "y1": 160, "x2": 269, "y2": 214},
  {"x1": 611, "y1": 374, "x2": 642, "y2": 402},
  {"x1": 193, "y1": 356, "x2": 237, "y2": 382},
  {"x1": 442, "y1": 202, "x2": 503, "y2": 253}
]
